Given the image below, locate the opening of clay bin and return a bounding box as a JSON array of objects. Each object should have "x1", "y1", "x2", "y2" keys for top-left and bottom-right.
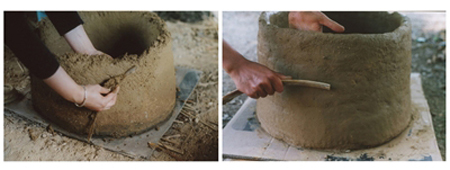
[
  {"x1": 82, "y1": 12, "x2": 164, "y2": 58},
  {"x1": 257, "y1": 11, "x2": 412, "y2": 150},
  {"x1": 265, "y1": 12, "x2": 404, "y2": 34}
]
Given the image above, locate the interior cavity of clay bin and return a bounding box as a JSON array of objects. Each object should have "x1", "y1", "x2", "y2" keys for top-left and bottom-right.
[
  {"x1": 32, "y1": 12, "x2": 176, "y2": 137},
  {"x1": 257, "y1": 12, "x2": 412, "y2": 150},
  {"x1": 82, "y1": 12, "x2": 161, "y2": 58}
]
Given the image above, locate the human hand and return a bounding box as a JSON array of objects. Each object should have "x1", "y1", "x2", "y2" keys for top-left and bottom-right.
[
  {"x1": 43, "y1": 66, "x2": 119, "y2": 112},
  {"x1": 77, "y1": 85, "x2": 120, "y2": 112},
  {"x1": 288, "y1": 11, "x2": 345, "y2": 32},
  {"x1": 64, "y1": 25, "x2": 111, "y2": 57},
  {"x1": 228, "y1": 60, "x2": 291, "y2": 99}
]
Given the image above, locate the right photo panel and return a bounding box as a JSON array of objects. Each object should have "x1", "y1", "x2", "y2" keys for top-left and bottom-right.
[{"x1": 222, "y1": 11, "x2": 446, "y2": 161}]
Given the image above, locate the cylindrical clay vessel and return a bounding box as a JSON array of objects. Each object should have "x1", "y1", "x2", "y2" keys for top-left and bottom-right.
[
  {"x1": 32, "y1": 12, "x2": 176, "y2": 137},
  {"x1": 257, "y1": 12, "x2": 412, "y2": 150}
]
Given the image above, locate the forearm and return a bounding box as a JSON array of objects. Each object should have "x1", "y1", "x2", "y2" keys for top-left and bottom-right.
[
  {"x1": 43, "y1": 66, "x2": 84, "y2": 104},
  {"x1": 46, "y1": 11, "x2": 84, "y2": 36},
  {"x1": 46, "y1": 12, "x2": 99, "y2": 55},
  {"x1": 63, "y1": 25, "x2": 99, "y2": 55},
  {"x1": 4, "y1": 12, "x2": 60, "y2": 79},
  {"x1": 223, "y1": 41, "x2": 248, "y2": 74}
]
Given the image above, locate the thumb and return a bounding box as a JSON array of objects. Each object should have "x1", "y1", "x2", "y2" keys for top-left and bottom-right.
[
  {"x1": 99, "y1": 86, "x2": 111, "y2": 94},
  {"x1": 321, "y1": 17, "x2": 345, "y2": 33},
  {"x1": 276, "y1": 73, "x2": 292, "y2": 80}
]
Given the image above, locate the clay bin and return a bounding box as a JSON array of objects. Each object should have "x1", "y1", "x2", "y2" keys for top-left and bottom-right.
[
  {"x1": 32, "y1": 12, "x2": 176, "y2": 137},
  {"x1": 257, "y1": 12, "x2": 412, "y2": 150}
]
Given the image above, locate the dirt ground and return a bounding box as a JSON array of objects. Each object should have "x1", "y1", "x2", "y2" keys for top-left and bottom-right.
[
  {"x1": 3, "y1": 12, "x2": 218, "y2": 161},
  {"x1": 222, "y1": 11, "x2": 446, "y2": 160}
]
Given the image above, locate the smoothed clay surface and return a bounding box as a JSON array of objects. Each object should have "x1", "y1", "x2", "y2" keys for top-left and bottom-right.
[
  {"x1": 257, "y1": 12, "x2": 412, "y2": 150},
  {"x1": 32, "y1": 12, "x2": 176, "y2": 137}
]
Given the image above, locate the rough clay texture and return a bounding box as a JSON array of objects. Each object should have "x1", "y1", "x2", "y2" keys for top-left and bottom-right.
[
  {"x1": 257, "y1": 12, "x2": 412, "y2": 150},
  {"x1": 32, "y1": 12, "x2": 176, "y2": 137}
]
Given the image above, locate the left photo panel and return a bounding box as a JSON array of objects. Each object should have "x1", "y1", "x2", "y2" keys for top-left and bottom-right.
[{"x1": 4, "y1": 11, "x2": 218, "y2": 161}]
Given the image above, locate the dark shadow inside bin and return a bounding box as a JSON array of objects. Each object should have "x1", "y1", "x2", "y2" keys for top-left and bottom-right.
[
  {"x1": 269, "y1": 12, "x2": 403, "y2": 34},
  {"x1": 85, "y1": 15, "x2": 161, "y2": 59},
  {"x1": 322, "y1": 12, "x2": 403, "y2": 34},
  {"x1": 103, "y1": 26, "x2": 149, "y2": 58}
]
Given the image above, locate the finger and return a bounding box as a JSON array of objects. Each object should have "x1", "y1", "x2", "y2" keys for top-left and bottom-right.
[
  {"x1": 247, "y1": 87, "x2": 259, "y2": 99},
  {"x1": 97, "y1": 50, "x2": 113, "y2": 58},
  {"x1": 276, "y1": 73, "x2": 292, "y2": 80},
  {"x1": 249, "y1": 94, "x2": 259, "y2": 99},
  {"x1": 272, "y1": 77, "x2": 284, "y2": 93},
  {"x1": 248, "y1": 91, "x2": 259, "y2": 99},
  {"x1": 105, "y1": 95, "x2": 117, "y2": 108},
  {"x1": 288, "y1": 13, "x2": 300, "y2": 30},
  {"x1": 261, "y1": 81, "x2": 274, "y2": 96},
  {"x1": 112, "y1": 86, "x2": 120, "y2": 94},
  {"x1": 247, "y1": 86, "x2": 260, "y2": 99},
  {"x1": 99, "y1": 86, "x2": 111, "y2": 94},
  {"x1": 272, "y1": 73, "x2": 287, "y2": 93},
  {"x1": 317, "y1": 25, "x2": 323, "y2": 32},
  {"x1": 320, "y1": 17, "x2": 345, "y2": 32},
  {"x1": 101, "y1": 93, "x2": 117, "y2": 111},
  {"x1": 92, "y1": 50, "x2": 104, "y2": 55},
  {"x1": 253, "y1": 91, "x2": 261, "y2": 99},
  {"x1": 92, "y1": 50, "x2": 112, "y2": 58},
  {"x1": 103, "y1": 91, "x2": 116, "y2": 102},
  {"x1": 258, "y1": 87, "x2": 268, "y2": 98}
]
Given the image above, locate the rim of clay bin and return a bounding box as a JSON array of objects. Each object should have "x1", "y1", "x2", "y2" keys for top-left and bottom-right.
[
  {"x1": 259, "y1": 11, "x2": 410, "y2": 41},
  {"x1": 37, "y1": 11, "x2": 172, "y2": 61}
]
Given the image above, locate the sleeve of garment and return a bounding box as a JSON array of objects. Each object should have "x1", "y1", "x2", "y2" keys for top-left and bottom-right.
[
  {"x1": 4, "y1": 12, "x2": 60, "y2": 79},
  {"x1": 46, "y1": 11, "x2": 84, "y2": 36}
]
